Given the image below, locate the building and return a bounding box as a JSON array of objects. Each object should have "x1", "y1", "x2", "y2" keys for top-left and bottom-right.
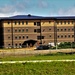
[{"x1": 0, "y1": 14, "x2": 75, "y2": 48}]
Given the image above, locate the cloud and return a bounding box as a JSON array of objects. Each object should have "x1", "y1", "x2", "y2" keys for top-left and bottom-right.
[
  {"x1": 38, "y1": 0, "x2": 48, "y2": 8},
  {"x1": 58, "y1": 7, "x2": 75, "y2": 16}
]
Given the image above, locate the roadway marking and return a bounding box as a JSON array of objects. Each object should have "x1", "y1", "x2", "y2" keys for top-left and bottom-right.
[{"x1": 0, "y1": 60, "x2": 75, "y2": 64}]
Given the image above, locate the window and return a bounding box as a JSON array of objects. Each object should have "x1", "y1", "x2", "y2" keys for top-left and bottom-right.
[
  {"x1": 61, "y1": 35, "x2": 63, "y2": 38},
  {"x1": 34, "y1": 29, "x2": 37, "y2": 32},
  {"x1": 72, "y1": 21, "x2": 74, "y2": 24},
  {"x1": 8, "y1": 44, "x2": 10, "y2": 46},
  {"x1": 68, "y1": 35, "x2": 70, "y2": 38},
  {"x1": 15, "y1": 29, "x2": 17, "y2": 32},
  {"x1": 49, "y1": 21, "x2": 51, "y2": 23},
  {"x1": 15, "y1": 44, "x2": 17, "y2": 46},
  {"x1": 49, "y1": 28, "x2": 51, "y2": 31},
  {"x1": 60, "y1": 21, "x2": 62, "y2": 24},
  {"x1": 26, "y1": 21, "x2": 28, "y2": 25},
  {"x1": 22, "y1": 29, "x2": 24, "y2": 32},
  {"x1": 19, "y1": 36, "x2": 21, "y2": 39},
  {"x1": 8, "y1": 22, "x2": 10, "y2": 24},
  {"x1": 26, "y1": 28, "x2": 28, "y2": 32},
  {"x1": 34, "y1": 22, "x2": 36, "y2": 25},
  {"x1": 64, "y1": 29, "x2": 66, "y2": 31},
  {"x1": 58, "y1": 36, "x2": 60, "y2": 38},
  {"x1": 64, "y1": 21, "x2": 66, "y2": 24},
  {"x1": 14, "y1": 21, "x2": 17, "y2": 25},
  {"x1": 8, "y1": 36, "x2": 10, "y2": 39},
  {"x1": 8, "y1": 29, "x2": 10, "y2": 32},
  {"x1": 57, "y1": 29, "x2": 59, "y2": 31},
  {"x1": 72, "y1": 28, "x2": 74, "y2": 31},
  {"x1": 18, "y1": 21, "x2": 20, "y2": 25},
  {"x1": 15, "y1": 36, "x2": 17, "y2": 39},
  {"x1": 26, "y1": 35, "x2": 28, "y2": 39},
  {"x1": 72, "y1": 35, "x2": 74, "y2": 38},
  {"x1": 22, "y1": 21, "x2": 24, "y2": 25},
  {"x1": 37, "y1": 36, "x2": 44, "y2": 40},
  {"x1": 68, "y1": 21, "x2": 70, "y2": 24},
  {"x1": 23, "y1": 36, "x2": 25, "y2": 39},
  {"x1": 65, "y1": 35, "x2": 67, "y2": 38},
  {"x1": 37, "y1": 29, "x2": 41, "y2": 33},
  {"x1": 68, "y1": 29, "x2": 70, "y2": 31},
  {"x1": 49, "y1": 35, "x2": 51, "y2": 37},
  {"x1": 19, "y1": 29, "x2": 21, "y2": 32},
  {"x1": 61, "y1": 29, "x2": 63, "y2": 31},
  {"x1": 37, "y1": 22, "x2": 40, "y2": 26}
]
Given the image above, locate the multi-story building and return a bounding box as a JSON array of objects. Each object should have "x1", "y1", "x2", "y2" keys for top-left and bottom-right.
[{"x1": 0, "y1": 14, "x2": 75, "y2": 48}]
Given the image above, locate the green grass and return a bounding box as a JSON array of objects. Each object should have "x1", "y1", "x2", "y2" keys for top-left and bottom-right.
[
  {"x1": 0, "y1": 53, "x2": 75, "y2": 61},
  {"x1": 0, "y1": 62, "x2": 75, "y2": 75}
]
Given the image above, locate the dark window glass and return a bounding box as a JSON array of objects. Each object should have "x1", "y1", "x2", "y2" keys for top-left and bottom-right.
[
  {"x1": 58, "y1": 36, "x2": 59, "y2": 38},
  {"x1": 65, "y1": 35, "x2": 67, "y2": 38},
  {"x1": 49, "y1": 35, "x2": 51, "y2": 37},
  {"x1": 19, "y1": 29, "x2": 21, "y2": 32},
  {"x1": 34, "y1": 29, "x2": 37, "y2": 32},
  {"x1": 68, "y1": 29, "x2": 70, "y2": 31},
  {"x1": 22, "y1": 21, "x2": 24, "y2": 25},
  {"x1": 14, "y1": 22, "x2": 17, "y2": 25},
  {"x1": 8, "y1": 22, "x2": 10, "y2": 24},
  {"x1": 8, "y1": 37, "x2": 10, "y2": 39},
  {"x1": 37, "y1": 36, "x2": 44, "y2": 40},
  {"x1": 34, "y1": 22, "x2": 36, "y2": 25},
  {"x1": 57, "y1": 29, "x2": 59, "y2": 31},
  {"x1": 49, "y1": 28, "x2": 51, "y2": 31},
  {"x1": 15, "y1": 29, "x2": 17, "y2": 32},
  {"x1": 26, "y1": 36, "x2": 28, "y2": 39},
  {"x1": 64, "y1": 29, "x2": 66, "y2": 31},
  {"x1": 18, "y1": 21, "x2": 20, "y2": 25},
  {"x1": 8, "y1": 29, "x2": 10, "y2": 32},
  {"x1": 37, "y1": 22, "x2": 40, "y2": 26},
  {"x1": 26, "y1": 29, "x2": 28, "y2": 32},
  {"x1": 23, "y1": 36, "x2": 25, "y2": 39},
  {"x1": 22, "y1": 29, "x2": 24, "y2": 32},
  {"x1": 68, "y1": 21, "x2": 70, "y2": 24},
  {"x1": 68, "y1": 35, "x2": 70, "y2": 38},
  {"x1": 26, "y1": 21, "x2": 28, "y2": 25},
  {"x1": 19, "y1": 36, "x2": 21, "y2": 39},
  {"x1": 8, "y1": 44, "x2": 10, "y2": 46},
  {"x1": 61, "y1": 29, "x2": 63, "y2": 31},
  {"x1": 61, "y1": 35, "x2": 63, "y2": 38},
  {"x1": 49, "y1": 21, "x2": 51, "y2": 23},
  {"x1": 15, "y1": 36, "x2": 17, "y2": 39},
  {"x1": 72, "y1": 35, "x2": 74, "y2": 37},
  {"x1": 37, "y1": 29, "x2": 41, "y2": 33},
  {"x1": 72, "y1": 28, "x2": 74, "y2": 31},
  {"x1": 64, "y1": 21, "x2": 66, "y2": 24}
]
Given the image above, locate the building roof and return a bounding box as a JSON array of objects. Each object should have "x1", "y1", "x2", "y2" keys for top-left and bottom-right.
[{"x1": 1, "y1": 14, "x2": 75, "y2": 20}]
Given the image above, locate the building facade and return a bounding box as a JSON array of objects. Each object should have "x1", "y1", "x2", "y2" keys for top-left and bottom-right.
[{"x1": 0, "y1": 15, "x2": 75, "y2": 48}]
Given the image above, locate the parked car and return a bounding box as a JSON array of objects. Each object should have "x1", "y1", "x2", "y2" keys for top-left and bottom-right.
[{"x1": 36, "y1": 45, "x2": 49, "y2": 50}]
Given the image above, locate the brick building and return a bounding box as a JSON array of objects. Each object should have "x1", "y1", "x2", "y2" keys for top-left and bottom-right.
[{"x1": 0, "y1": 14, "x2": 75, "y2": 48}]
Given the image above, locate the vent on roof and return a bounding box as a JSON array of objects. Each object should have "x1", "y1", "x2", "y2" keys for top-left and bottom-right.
[{"x1": 28, "y1": 14, "x2": 31, "y2": 17}]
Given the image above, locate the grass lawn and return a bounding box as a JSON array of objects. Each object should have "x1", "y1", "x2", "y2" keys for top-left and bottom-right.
[
  {"x1": 0, "y1": 62, "x2": 75, "y2": 75},
  {"x1": 0, "y1": 53, "x2": 75, "y2": 61}
]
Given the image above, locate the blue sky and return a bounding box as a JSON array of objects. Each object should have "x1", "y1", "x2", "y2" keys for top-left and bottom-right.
[{"x1": 0, "y1": 0, "x2": 75, "y2": 17}]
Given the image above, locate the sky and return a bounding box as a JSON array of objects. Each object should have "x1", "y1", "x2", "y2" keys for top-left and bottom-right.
[{"x1": 0, "y1": 0, "x2": 75, "y2": 17}]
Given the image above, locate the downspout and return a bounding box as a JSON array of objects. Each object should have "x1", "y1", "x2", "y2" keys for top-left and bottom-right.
[{"x1": 11, "y1": 20, "x2": 14, "y2": 48}]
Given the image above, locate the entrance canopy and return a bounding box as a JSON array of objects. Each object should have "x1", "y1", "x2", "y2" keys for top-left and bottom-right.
[{"x1": 22, "y1": 40, "x2": 37, "y2": 47}]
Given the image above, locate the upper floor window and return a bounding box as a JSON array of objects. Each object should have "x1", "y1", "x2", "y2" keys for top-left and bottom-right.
[
  {"x1": 14, "y1": 21, "x2": 17, "y2": 25},
  {"x1": 22, "y1": 21, "x2": 24, "y2": 25},
  {"x1": 64, "y1": 29, "x2": 66, "y2": 31},
  {"x1": 22, "y1": 29, "x2": 24, "y2": 32},
  {"x1": 64, "y1": 21, "x2": 66, "y2": 24},
  {"x1": 26, "y1": 35, "x2": 28, "y2": 39},
  {"x1": 49, "y1": 21, "x2": 51, "y2": 23},
  {"x1": 68, "y1": 29, "x2": 70, "y2": 31},
  {"x1": 34, "y1": 29, "x2": 37, "y2": 32},
  {"x1": 8, "y1": 29, "x2": 10, "y2": 32},
  {"x1": 26, "y1": 28, "x2": 28, "y2": 32},
  {"x1": 34, "y1": 22, "x2": 36, "y2": 25},
  {"x1": 37, "y1": 22, "x2": 40, "y2": 26},
  {"x1": 26, "y1": 21, "x2": 28, "y2": 25},
  {"x1": 8, "y1": 22, "x2": 10, "y2": 24},
  {"x1": 18, "y1": 21, "x2": 20, "y2": 25}
]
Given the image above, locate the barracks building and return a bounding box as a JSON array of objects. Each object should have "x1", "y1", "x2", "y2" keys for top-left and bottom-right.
[{"x1": 0, "y1": 14, "x2": 75, "y2": 48}]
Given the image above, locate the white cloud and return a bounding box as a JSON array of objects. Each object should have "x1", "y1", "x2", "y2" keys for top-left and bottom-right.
[{"x1": 57, "y1": 7, "x2": 75, "y2": 16}]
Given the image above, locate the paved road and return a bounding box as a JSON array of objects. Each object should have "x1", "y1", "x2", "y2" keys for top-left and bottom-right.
[{"x1": 0, "y1": 60, "x2": 75, "y2": 64}]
